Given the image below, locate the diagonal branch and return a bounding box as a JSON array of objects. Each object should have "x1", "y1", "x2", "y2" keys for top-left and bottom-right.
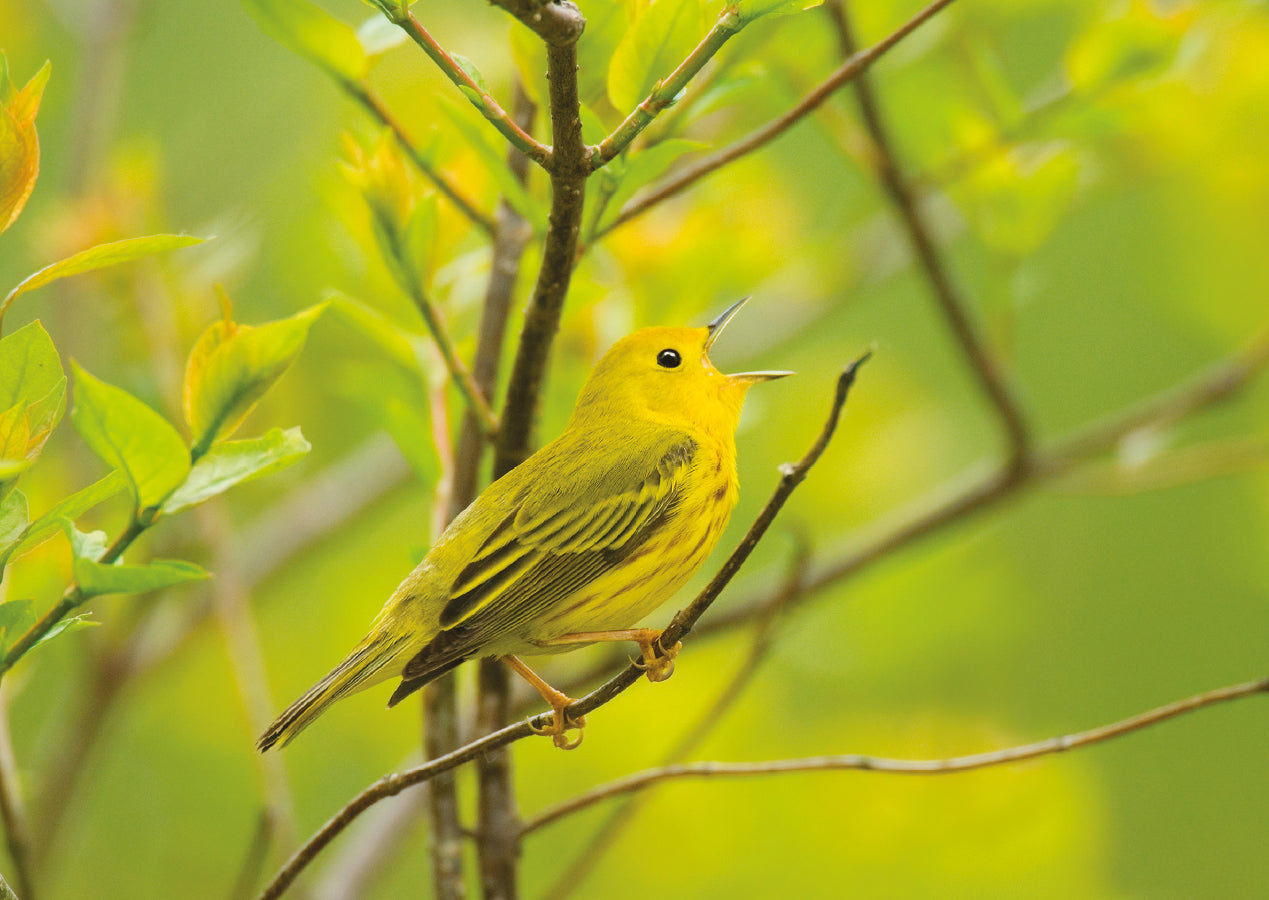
[
  {"x1": 254, "y1": 354, "x2": 869, "y2": 900},
  {"x1": 591, "y1": 8, "x2": 743, "y2": 168},
  {"x1": 597, "y1": 0, "x2": 959, "y2": 239},
  {"x1": 379, "y1": 6, "x2": 550, "y2": 167},
  {"x1": 829, "y1": 0, "x2": 1030, "y2": 467},
  {"x1": 522, "y1": 677, "x2": 1269, "y2": 832}
]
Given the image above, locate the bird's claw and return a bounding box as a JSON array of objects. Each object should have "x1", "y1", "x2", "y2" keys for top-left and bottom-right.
[
  {"x1": 528, "y1": 711, "x2": 586, "y2": 750},
  {"x1": 634, "y1": 637, "x2": 682, "y2": 683}
]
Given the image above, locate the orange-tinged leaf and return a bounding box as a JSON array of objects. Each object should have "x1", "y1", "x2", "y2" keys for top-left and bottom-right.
[
  {"x1": 0, "y1": 403, "x2": 30, "y2": 462},
  {"x1": 0, "y1": 60, "x2": 50, "y2": 234}
]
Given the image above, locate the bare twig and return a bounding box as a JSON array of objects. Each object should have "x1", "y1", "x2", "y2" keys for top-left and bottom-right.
[
  {"x1": 524, "y1": 677, "x2": 1269, "y2": 831},
  {"x1": 342, "y1": 82, "x2": 496, "y2": 235},
  {"x1": 598, "y1": 0, "x2": 959, "y2": 238},
  {"x1": 380, "y1": 7, "x2": 549, "y2": 167},
  {"x1": 255, "y1": 355, "x2": 868, "y2": 900},
  {"x1": 829, "y1": 0, "x2": 1029, "y2": 467},
  {"x1": 404, "y1": 280, "x2": 500, "y2": 436}
]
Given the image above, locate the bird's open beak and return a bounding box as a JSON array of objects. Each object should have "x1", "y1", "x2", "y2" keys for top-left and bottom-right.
[{"x1": 704, "y1": 297, "x2": 795, "y2": 384}]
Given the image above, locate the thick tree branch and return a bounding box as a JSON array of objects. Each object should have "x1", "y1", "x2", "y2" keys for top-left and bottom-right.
[
  {"x1": 523, "y1": 677, "x2": 1269, "y2": 832},
  {"x1": 830, "y1": 0, "x2": 1030, "y2": 468},
  {"x1": 493, "y1": 13, "x2": 588, "y2": 477},
  {"x1": 598, "y1": 0, "x2": 959, "y2": 238},
  {"x1": 255, "y1": 355, "x2": 868, "y2": 900}
]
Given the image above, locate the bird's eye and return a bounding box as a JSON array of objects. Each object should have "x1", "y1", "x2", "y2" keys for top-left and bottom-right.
[{"x1": 656, "y1": 349, "x2": 681, "y2": 369}]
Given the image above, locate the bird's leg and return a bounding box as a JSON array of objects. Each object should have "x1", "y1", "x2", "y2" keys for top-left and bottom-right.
[
  {"x1": 502, "y1": 655, "x2": 585, "y2": 750},
  {"x1": 547, "y1": 628, "x2": 682, "y2": 683}
]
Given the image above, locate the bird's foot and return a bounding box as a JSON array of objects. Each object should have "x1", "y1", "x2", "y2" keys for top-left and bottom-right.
[
  {"x1": 528, "y1": 709, "x2": 586, "y2": 750},
  {"x1": 633, "y1": 633, "x2": 682, "y2": 683}
]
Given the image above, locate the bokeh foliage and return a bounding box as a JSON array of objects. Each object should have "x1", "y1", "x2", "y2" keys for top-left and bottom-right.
[{"x1": 1, "y1": 0, "x2": 1267, "y2": 897}]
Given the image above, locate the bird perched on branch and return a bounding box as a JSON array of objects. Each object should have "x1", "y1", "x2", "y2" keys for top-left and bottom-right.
[{"x1": 258, "y1": 298, "x2": 791, "y2": 751}]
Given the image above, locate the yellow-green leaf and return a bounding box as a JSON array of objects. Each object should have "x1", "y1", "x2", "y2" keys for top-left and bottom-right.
[
  {"x1": 2, "y1": 235, "x2": 205, "y2": 327},
  {"x1": 183, "y1": 303, "x2": 325, "y2": 449},
  {"x1": 163, "y1": 427, "x2": 311, "y2": 513},
  {"x1": 71, "y1": 363, "x2": 191, "y2": 509},
  {"x1": 241, "y1": 0, "x2": 368, "y2": 82},
  {"x1": 0, "y1": 490, "x2": 27, "y2": 556},
  {"x1": 0, "y1": 321, "x2": 64, "y2": 414}
]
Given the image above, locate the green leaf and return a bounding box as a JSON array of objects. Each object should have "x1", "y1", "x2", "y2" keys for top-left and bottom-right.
[
  {"x1": 1, "y1": 471, "x2": 126, "y2": 566},
  {"x1": 163, "y1": 427, "x2": 311, "y2": 513},
  {"x1": 1, "y1": 235, "x2": 205, "y2": 325},
  {"x1": 183, "y1": 303, "x2": 325, "y2": 449},
  {"x1": 608, "y1": 0, "x2": 708, "y2": 112},
  {"x1": 71, "y1": 363, "x2": 191, "y2": 509},
  {"x1": 450, "y1": 53, "x2": 489, "y2": 95},
  {"x1": 0, "y1": 320, "x2": 63, "y2": 411},
  {"x1": 74, "y1": 555, "x2": 210, "y2": 600},
  {"x1": 65, "y1": 521, "x2": 110, "y2": 561},
  {"x1": 241, "y1": 0, "x2": 368, "y2": 82},
  {"x1": 735, "y1": 0, "x2": 824, "y2": 26},
  {"x1": 329, "y1": 294, "x2": 427, "y2": 373},
  {"x1": 0, "y1": 600, "x2": 35, "y2": 655},
  {"x1": 0, "y1": 489, "x2": 27, "y2": 555},
  {"x1": 1066, "y1": 3, "x2": 1182, "y2": 94}
]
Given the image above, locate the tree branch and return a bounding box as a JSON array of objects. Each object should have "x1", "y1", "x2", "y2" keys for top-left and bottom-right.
[
  {"x1": 829, "y1": 0, "x2": 1030, "y2": 468},
  {"x1": 0, "y1": 686, "x2": 35, "y2": 900},
  {"x1": 522, "y1": 677, "x2": 1269, "y2": 833},
  {"x1": 255, "y1": 354, "x2": 868, "y2": 900},
  {"x1": 591, "y1": 8, "x2": 743, "y2": 167},
  {"x1": 597, "y1": 0, "x2": 959, "y2": 239},
  {"x1": 379, "y1": 7, "x2": 550, "y2": 167}
]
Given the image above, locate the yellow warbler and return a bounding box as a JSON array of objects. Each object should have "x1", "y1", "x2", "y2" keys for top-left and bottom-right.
[{"x1": 258, "y1": 299, "x2": 790, "y2": 751}]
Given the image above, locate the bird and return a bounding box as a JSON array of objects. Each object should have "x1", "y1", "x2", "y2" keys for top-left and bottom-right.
[{"x1": 257, "y1": 298, "x2": 791, "y2": 751}]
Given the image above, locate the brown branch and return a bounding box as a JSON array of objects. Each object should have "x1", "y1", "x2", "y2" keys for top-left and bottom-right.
[
  {"x1": 523, "y1": 677, "x2": 1269, "y2": 832},
  {"x1": 542, "y1": 538, "x2": 811, "y2": 900},
  {"x1": 598, "y1": 0, "x2": 959, "y2": 239},
  {"x1": 829, "y1": 0, "x2": 1029, "y2": 468},
  {"x1": 492, "y1": 12, "x2": 589, "y2": 478},
  {"x1": 255, "y1": 355, "x2": 868, "y2": 900},
  {"x1": 423, "y1": 680, "x2": 467, "y2": 900}
]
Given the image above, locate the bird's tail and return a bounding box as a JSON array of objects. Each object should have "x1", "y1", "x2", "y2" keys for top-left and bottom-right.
[{"x1": 257, "y1": 631, "x2": 411, "y2": 752}]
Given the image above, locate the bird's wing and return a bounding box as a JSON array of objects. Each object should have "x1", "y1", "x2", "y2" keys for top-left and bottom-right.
[{"x1": 434, "y1": 434, "x2": 697, "y2": 634}]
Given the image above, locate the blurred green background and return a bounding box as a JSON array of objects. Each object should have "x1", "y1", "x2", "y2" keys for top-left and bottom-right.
[{"x1": 2, "y1": 0, "x2": 1267, "y2": 897}]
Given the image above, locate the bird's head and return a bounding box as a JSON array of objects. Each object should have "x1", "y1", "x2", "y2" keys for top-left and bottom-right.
[{"x1": 571, "y1": 298, "x2": 793, "y2": 435}]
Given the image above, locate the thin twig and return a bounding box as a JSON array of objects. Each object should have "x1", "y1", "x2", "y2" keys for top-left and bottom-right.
[
  {"x1": 592, "y1": 8, "x2": 743, "y2": 167},
  {"x1": 342, "y1": 82, "x2": 496, "y2": 235},
  {"x1": 0, "y1": 685, "x2": 35, "y2": 900},
  {"x1": 598, "y1": 0, "x2": 959, "y2": 239},
  {"x1": 255, "y1": 355, "x2": 869, "y2": 900},
  {"x1": 405, "y1": 280, "x2": 500, "y2": 436},
  {"x1": 382, "y1": 8, "x2": 550, "y2": 167},
  {"x1": 523, "y1": 677, "x2": 1269, "y2": 832},
  {"x1": 829, "y1": 0, "x2": 1029, "y2": 468},
  {"x1": 541, "y1": 538, "x2": 811, "y2": 900}
]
